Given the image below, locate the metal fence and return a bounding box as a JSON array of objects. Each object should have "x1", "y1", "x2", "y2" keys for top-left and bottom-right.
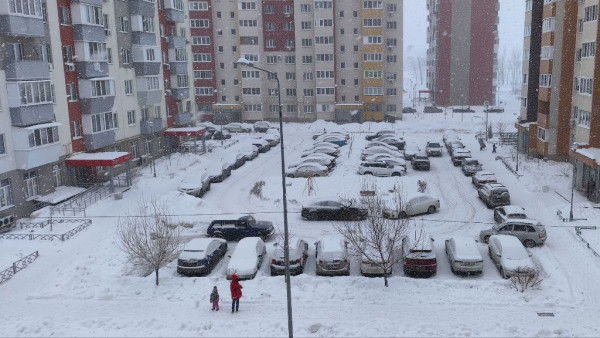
[
  {"x1": 499, "y1": 132, "x2": 518, "y2": 145},
  {"x1": 0, "y1": 251, "x2": 39, "y2": 285},
  {"x1": 0, "y1": 219, "x2": 92, "y2": 241},
  {"x1": 51, "y1": 184, "x2": 111, "y2": 216}
]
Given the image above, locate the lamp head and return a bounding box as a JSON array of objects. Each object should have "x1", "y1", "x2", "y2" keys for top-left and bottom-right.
[{"x1": 236, "y1": 57, "x2": 252, "y2": 67}]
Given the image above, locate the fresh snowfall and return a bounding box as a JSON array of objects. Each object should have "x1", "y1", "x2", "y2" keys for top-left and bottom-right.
[{"x1": 1, "y1": 90, "x2": 600, "y2": 337}]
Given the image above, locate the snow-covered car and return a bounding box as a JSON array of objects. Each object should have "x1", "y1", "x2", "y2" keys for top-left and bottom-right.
[
  {"x1": 360, "y1": 146, "x2": 403, "y2": 160},
  {"x1": 447, "y1": 141, "x2": 465, "y2": 156},
  {"x1": 240, "y1": 146, "x2": 259, "y2": 161},
  {"x1": 208, "y1": 162, "x2": 233, "y2": 183},
  {"x1": 301, "y1": 198, "x2": 368, "y2": 221},
  {"x1": 426, "y1": 141, "x2": 443, "y2": 157},
  {"x1": 316, "y1": 135, "x2": 347, "y2": 146},
  {"x1": 493, "y1": 205, "x2": 527, "y2": 223},
  {"x1": 403, "y1": 142, "x2": 421, "y2": 161},
  {"x1": 383, "y1": 193, "x2": 440, "y2": 219},
  {"x1": 451, "y1": 149, "x2": 472, "y2": 166},
  {"x1": 365, "y1": 141, "x2": 399, "y2": 151},
  {"x1": 315, "y1": 235, "x2": 350, "y2": 276},
  {"x1": 289, "y1": 157, "x2": 335, "y2": 170},
  {"x1": 230, "y1": 152, "x2": 247, "y2": 170},
  {"x1": 263, "y1": 133, "x2": 280, "y2": 146},
  {"x1": 270, "y1": 239, "x2": 309, "y2": 276},
  {"x1": 480, "y1": 219, "x2": 547, "y2": 247},
  {"x1": 253, "y1": 121, "x2": 272, "y2": 133},
  {"x1": 411, "y1": 153, "x2": 431, "y2": 171},
  {"x1": 365, "y1": 130, "x2": 396, "y2": 141},
  {"x1": 402, "y1": 234, "x2": 436, "y2": 277},
  {"x1": 286, "y1": 163, "x2": 329, "y2": 178},
  {"x1": 444, "y1": 237, "x2": 483, "y2": 275},
  {"x1": 375, "y1": 136, "x2": 406, "y2": 150},
  {"x1": 360, "y1": 246, "x2": 393, "y2": 276},
  {"x1": 373, "y1": 156, "x2": 407, "y2": 170},
  {"x1": 313, "y1": 141, "x2": 340, "y2": 149},
  {"x1": 178, "y1": 171, "x2": 211, "y2": 197},
  {"x1": 301, "y1": 146, "x2": 339, "y2": 157},
  {"x1": 478, "y1": 183, "x2": 510, "y2": 208},
  {"x1": 223, "y1": 122, "x2": 251, "y2": 133},
  {"x1": 443, "y1": 133, "x2": 461, "y2": 147},
  {"x1": 212, "y1": 129, "x2": 231, "y2": 140},
  {"x1": 251, "y1": 138, "x2": 271, "y2": 153},
  {"x1": 177, "y1": 238, "x2": 228, "y2": 276},
  {"x1": 365, "y1": 153, "x2": 406, "y2": 163},
  {"x1": 226, "y1": 237, "x2": 266, "y2": 280},
  {"x1": 472, "y1": 171, "x2": 497, "y2": 188},
  {"x1": 357, "y1": 161, "x2": 405, "y2": 177},
  {"x1": 461, "y1": 158, "x2": 483, "y2": 176},
  {"x1": 488, "y1": 235, "x2": 536, "y2": 279}
]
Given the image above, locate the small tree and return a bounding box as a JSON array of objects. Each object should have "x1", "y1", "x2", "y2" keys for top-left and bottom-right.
[
  {"x1": 250, "y1": 180, "x2": 266, "y2": 199},
  {"x1": 510, "y1": 267, "x2": 543, "y2": 292},
  {"x1": 117, "y1": 198, "x2": 182, "y2": 286},
  {"x1": 487, "y1": 125, "x2": 494, "y2": 140},
  {"x1": 495, "y1": 121, "x2": 508, "y2": 136},
  {"x1": 417, "y1": 180, "x2": 427, "y2": 193},
  {"x1": 336, "y1": 180, "x2": 409, "y2": 287}
]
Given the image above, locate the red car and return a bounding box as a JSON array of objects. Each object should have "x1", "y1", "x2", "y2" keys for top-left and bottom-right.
[{"x1": 402, "y1": 235, "x2": 437, "y2": 277}]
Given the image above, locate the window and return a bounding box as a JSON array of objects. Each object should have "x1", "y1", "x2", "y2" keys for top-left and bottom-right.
[
  {"x1": 316, "y1": 70, "x2": 334, "y2": 79},
  {"x1": 145, "y1": 77, "x2": 160, "y2": 91},
  {"x1": 316, "y1": 87, "x2": 334, "y2": 95},
  {"x1": 286, "y1": 72, "x2": 296, "y2": 80},
  {"x1": 364, "y1": 70, "x2": 382, "y2": 78},
  {"x1": 266, "y1": 39, "x2": 275, "y2": 48},
  {"x1": 266, "y1": 55, "x2": 277, "y2": 64},
  {"x1": 577, "y1": 77, "x2": 593, "y2": 95},
  {"x1": 539, "y1": 74, "x2": 552, "y2": 87},
  {"x1": 71, "y1": 120, "x2": 82, "y2": 138},
  {"x1": 0, "y1": 179, "x2": 13, "y2": 208},
  {"x1": 542, "y1": 17, "x2": 555, "y2": 32},
  {"x1": 59, "y1": 6, "x2": 70, "y2": 24},
  {"x1": 194, "y1": 70, "x2": 214, "y2": 79},
  {"x1": 113, "y1": 113, "x2": 119, "y2": 129},
  {"x1": 191, "y1": 19, "x2": 210, "y2": 28},
  {"x1": 302, "y1": 55, "x2": 313, "y2": 64},
  {"x1": 176, "y1": 75, "x2": 189, "y2": 88},
  {"x1": 91, "y1": 79, "x2": 113, "y2": 97},
  {"x1": 193, "y1": 53, "x2": 212, "y2": 62},
  {"x1": 522, "y1": 73, "x2": 529, "y2": 84},
  {"x1": 364, "y1": 53, "x2": 382, "y2": 61},
  {"x1": 524, "y1": 24, "x2": 531, "y2": 37},
  {"x1": 387, "y1": 21, "x2": 397, "y2": 29},
  {"x1": 83, "y1": 5, "x2": 103, "y2": 25},
  {"x1": 239, "y1": 19, "x2": 257, "y2": 27},
  {"x1": 145, "y1": 48, "x2": 156, "y2": 61},
  {"x1": 8, "y1": 0, "x2": 43, "y2": 17},
  {"x1": 120, "y1": 16, "x2": 129, "y2": 32},
  {"x1": 239, "y1": 1, "x2": 257, "y2": 10},
  {"x1": 584, "y1": 4, "x2": 598, "y2": 22},
  {"x1": 124, "y1": 80, "x2": 133, "y2": 95},
  {"x1": 387, "y1": 55, "x2": 397, "y2": 63},
  {"x1": 387, "y1": 88, "x2": 397, "y2": 96},
  {"x1": 540, "y1": 46, "x2": 554, "y2": 59},
  {"x1": 301, "y1": 21, "x2": 312, "y2": 30},
  {"x1": 363, "y1": 1, "x2": 383, "y2": 9},
  {"x1": 581, "y1": 42, "x2": 595, "y2": 58},
  {"x1": 302, "y1": 38, "x2": 313, "y2": 47},
  {"x1": 107, "y1": 48, "x2": 113, "y2": 64},
  {"x1": 0, "y1": 134, "x2": 5, "y2": 155},
  {"x1": 363, "y1": 87, "x2": 383, "y2": 95},
  {"x1": 303, "y1": 89, "x2": 314, "y2": 97},
  {"x1": 87, "y1": 42, "x2": 107, "y2": 61},
  {"x1": 521, "y1": 97, "x2": 527, "y2": 108},
  {"x1": 363, "y1": 18, "x2": 381, "y2": 27},
  {"x1": 195, "y1": 87, "x2": 214, "y2": 96},
  {"x1": 130, "y1": 141, "x2": 138, "y2": 158},
  {"x1": 9, "y1": 43, "x2": 23, "y2": 61},
  {"x1": 525, "y1": 0, "x2": 532, "y2": 11},
  {"x1": 304, "y1": 105, "x2": 314, "y2": 113},
  {"x1": 67, "y1": 83, "x2": 78, "y2": 101},
  {"x1": 317, "y1": 19, "x2": 333, "y2": 27},
  {"x1": 303, "y1": 72, "x2": 314, "y2": 80},
  {"x1": 19, "y1": 81, "x2": 54, "y2": 105},
  {"x1": 301, "y1": 4, "x2": 311, "y2": 12},
  {"x1": 286, "y1": 88, "x2": 296, "y2": 97},
  {"x1": 285, "y1": 55, "x2": 295, "y2": 64},
  {"x1": 315, "y1": 36, "x2": 334, "y2": 44},
  {"x1": 386, "y1": 38, "x2": 397, "y2": 47},
  {"x1": 175, "y1": 48, "x2": 187, "y2": 62},
  {"x1": 316, "y1": 54, "x2": 334, "y2": 62},
  {"x1": 91, "y1": 112, "x2": 115, "y2": 133},
  {"x1": 154, "y1": 106, "x2": 161, "y2": 119},
  {"x1": 127, "y1": 110, "x2": 136, "y2": 125},
  {"x1": 142, "y1": 16, "x2": 154, "y2": 32},
  {"x1": 189, "y1": 1, "x2": 209, "y2": 10},
  {"x1": 23, "y1": 171, "x2": 38, "y2": 199},
  {"x1": 264, "y1": 5, "x2": 274, "y2": 13},
  {"x1": 314, "y1": 1, "x2": 332, "y2": 9},
  {"x1": 537, "y1": 127, "x2": 547, "y2": 142},
  {"x1": 121, "y1": 48, "x2": 131, "y2": 64},
  {"x1": 577, "y1": 108, "x2": 591, "y2": 127},
  {"x1": 242, "y1": 88, "x2": 261, "y2": 95},
  {"x1": 365, "y1": 36, "x2": 382, "y2": 44}
]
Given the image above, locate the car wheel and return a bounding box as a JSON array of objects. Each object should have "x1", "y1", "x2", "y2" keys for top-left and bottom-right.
[
  {"x1": 288, "y1": 174, "x2": 295, "y2": 178},
  {"x1": 483, "y1": 235, "x2": 490, "y2": 244},
  {"x1": 213, "y1": 233, "x2": 224, "y2": 239},
  {"x1": 524, "y1": 239, "x2": 536, "y2": 248},
  {"x1": 392, "y1": 172, "x2": 401, "y2": 177},
  {"x1": 427, "y1": 206, "x2": 436, "y2": 214},
  {"x1": 398, "y1": 211, "x2": 408, "y2": 219},
  {"x1": 364, "y1": 171, "x2": 373, "y2": 176}
]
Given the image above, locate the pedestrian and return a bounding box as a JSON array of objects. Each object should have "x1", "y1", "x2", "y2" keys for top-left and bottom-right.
[
  {"x1": 210, "y1": 286, "x2": 220, "y2": 311},
  {"x1": 492, "y1": 143, "x2": 497, "y2": 153},
  {"x1": 230, "y1": 274, "x2": 243, "y2": 313}
]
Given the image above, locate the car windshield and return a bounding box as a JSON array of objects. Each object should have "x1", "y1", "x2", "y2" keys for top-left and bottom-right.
[{"x1": 428, "y1": 143, "x2": 440, "y2": 147}]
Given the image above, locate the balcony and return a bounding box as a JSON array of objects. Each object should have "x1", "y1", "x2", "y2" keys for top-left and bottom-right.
[
  {"x1": 10, "y1": 104, "x2": 54, "y2": 127},
  {"x1": 140, "y1": 118, "x2": 164, "y2": 135},
  {"x1": 169, "y1": 61, "x2": 188, "y2": 75},
  {"x1": 0, "y1": 13, "x2": 45, "y2": 37},
  {"x1": 81, "y1": 96, "x2": 116, "y2": 115},
  {"x1": 76, "y1": 61, "x2": 109, "y2": 79},
  {"x1": 132, "y1": 31, "x2": 156, "y2": 45},
  {"x1": 13, "y1": 124, "x2": 61, "y2": 170},
  {"x1": 70, "y1": 0, "x2": 102, "y2": 5},
  {"x1": 172, "y1": 112, "x2": 192, "y2": 126},
  {"x1": 137, "y1": 89, "x2": 162, "y2": 106},
  {"x1": 4, "y1": 60, "x2": 49, "y2": 81},
  {"x1": 165, "y1": 8, "x2": 184, "y2": 23},
  {"x1": 171, "y1": 87, "x2": 189, "y2": 100},
  {"x1": 133, "y1": 61, "x2": 161, "y2": 76},
  {"x1": 73, "y1": 24, "x2": 105, "y2": 42},
  {"x1": 84, "y1": 130, "x2": 116, "y2": 151},
  {"x1": 129, "y1": 0, "x2": 156, "y2": 16},
  {"x1": 167, "y1": 36, "x2": 186, "y2": 49}
]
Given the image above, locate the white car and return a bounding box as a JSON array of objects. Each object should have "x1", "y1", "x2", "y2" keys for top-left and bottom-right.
[
  {"x1": 270, "y1": 239, "x2": 309, "y2": 276},
  {"x1": 263, "y1": 133, "x2": 280, "y2": 146},
  {"x1": 365, "y1": 141, "x2": 399, "y2": 151},
  {"x1": 226, "y1": 237, "x2": 266, "y2": 280},
  {"x1": 472, "y1": 171, "x2": 497, "y2": 188},
  {"x1": 373, "y1": 156, "x2": 408, "y2": 170},
  {"x1": 289, "y1": 157, "x2": 334, "y2": 170},
  {"x1": 178, "y1": 171, "x2": 211, "y2": 197},
  {"x1": 403, "y1": 142, "x2": 421, "y2": 161},
  {"x1": 360, "y1": 246, "x2": 392, "y2": 276},
  {"x1": 223, "y1": 122, "x2": 251, "y2": 133},
  {"x1": 315, "y1": 132, "x2": 347, "y2": 142},
  {"x1": 313, "y1": 141, "x2": 340, "y2": 149},
  {"x1": 493, "y1": 205, "x2": 527, "y2": 223},
  {"x1": 383, "y1": 193, "x2": 440, "y2": 219},
  {"x1": 366, "y1": 153, "x2": 405, "y2": 162},
  {"x1": 426, "y1": 141, "x2": 443, "y2": 157},
  {"x1": 315, "y1": 235, "x2": 350, "y2": 276},
  {"x1": 240, "y1": 146, "x2": 258, "y2": 161},
  {"x1": 445, "y1": 237, "x2": 484, "y2": 275},
  {"x1": 286, "y1": 163, "x2": 328, "y2": 178},
  {"x1": 357, "y1": 161, "x2": 406, "y2": 177},
  {"x1": 360, "y1": 146, "x2": 403, "y2": 160},
  {"x1": 301, "y1": 146, "x2": 339, "y2": 157},
  {"x1": 488, "y1": 235, "x2": 536, "y2": 279}
]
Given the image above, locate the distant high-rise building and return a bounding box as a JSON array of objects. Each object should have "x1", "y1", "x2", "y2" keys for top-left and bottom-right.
[{"x1": 426, "y1": 0, "x2": 499, "y2": 106}]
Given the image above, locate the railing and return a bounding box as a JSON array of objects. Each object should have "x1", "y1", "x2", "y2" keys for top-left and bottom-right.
[
  {"x1": 499, "y1": 132, "x2": 518, "y2": 145},
  {"x1": 0, "y1": 219, "x2": 92, "y2": 241},
  {"x1": 575, "y1": 226, "x2": 600, "y2": 258},
  {"x1": 207, "y1": 139, "x2": 239, "y2": 151},
  {"x1": 0, "y1": 251, "x2": 39, "y2": 285},
  {"x1": 51, "y1": 184, "x2": 111, "y2": 216}
]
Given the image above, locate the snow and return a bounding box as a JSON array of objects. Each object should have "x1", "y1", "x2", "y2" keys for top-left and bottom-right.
[
  {"x1": 2, "y1": 88, "x2": 600, "y2": 336},
  {"x1": 32, "y1": 185, "x2": 86, "y2": 204},
  {"x1": 226, "y1": 237, "x2": 264, "y2": 279},
  {"x1": 447, "y1": 237, "x2": 483, "y2": 261},
  {"x1": 67, "y1": 151, "x2": 130, "y2": 161},
  {"x1": 576, "y1": 147, "x2": 600, "y2": 161}
]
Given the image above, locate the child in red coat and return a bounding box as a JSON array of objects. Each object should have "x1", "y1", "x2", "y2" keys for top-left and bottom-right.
[{"x1": 230, "y1": 274, "x2": 243, "y2": 313}]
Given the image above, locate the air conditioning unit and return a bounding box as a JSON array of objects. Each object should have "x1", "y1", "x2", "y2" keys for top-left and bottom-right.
[{"x1": 0, "y1": 215, "x2": 15, "y2": 229}]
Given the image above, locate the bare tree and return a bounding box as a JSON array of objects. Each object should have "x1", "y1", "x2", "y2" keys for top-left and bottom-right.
[
  {"x1": 117, "y1": 198, "x2": 182, "y2": 286},
  {"x1": 508, "y1": 48, "x2": 523, "y2": 92},
  {"x1": 335, "y1": 179, "x2": 409, "y2": 287},
  {"x1": 495, "y1": 121, "x2": 508, "y2": 135},
  {"x1": 510, "y1": 267, "x2": 543, "y2": 292}
]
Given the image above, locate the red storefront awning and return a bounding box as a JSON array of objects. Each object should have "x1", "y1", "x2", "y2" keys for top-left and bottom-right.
[
  {"x1": 65, "y1": 152, "x2": 132, "y2": 167},
  {"x1": 163, "y1": 126, "x2": 206, "y2": 137}
]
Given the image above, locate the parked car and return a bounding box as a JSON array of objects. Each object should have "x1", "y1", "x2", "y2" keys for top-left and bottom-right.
[
  {"x1": 365, "y1": 141, "x2": 398, "y2": 152},
  {"x1": 223, "y1": 122, "x2": 251, "y2": 133},
  {"x1": 424, "y1": 106, "x2": 443, "y2": 113},
  {"x1": 365, "y1": 130, "x2": 396, "y2": 141},
  {"x1": 383, "y1": 193, "x2": 440, "y2": 219},
  {"x1": 444, "y1": 237, "x2": 483, "y2": 275},
  {"x1": 208, "y1": 162, "x2": 233, "y2": 183},
  {"x1": 375, "y1": 136, "x2": 406, "y2": 150},
  {"x1": 360, "y1": 146, "x2": 403, "y2": 160},
  {"x1": 315, "y1": 236, "x2": 350, "y2": 276},
  {"x1": 263, "y1": 133, "x2": 280, "y2": 146},
  {"x1": 178, "y1": 171, "x2": 211, "y2": 197},
  {"x1": 451, "y1": 149, "x2": 472, "y2": 166},
  {"x1": 447, "y1": 141, "x2": 465, "y2": 156},
  {"x1": 403, "y1": 142, "x2": 421, "y2": 161},
  {"x1": 360, "y1": 246, "x2": 393, "y2": 276},
  {"x1": 301, "y1": 198, "x2": 368, "y2": 221},
  {"x1": 212, "y1": 129, "x2": 231, "y2": 140},
  {"x1": 443, "y1": 133, "x2": 461, "y2": 148},
  {"x1": 472, "y1": 171, "x2": 497, "y2": 188},
  {"x1": 315, "y1": 132, "x2": 348, "y2": 142},
  {"x1": 231, "y1": 153, "x2": 247, "y2": 170},
  {"x1": 289, "y1": 157, "x2": 335, "y2": 170},
  {"x1": 240, "y1": 146, "x2": 259, "y2": 161},
  {"x1": 270, "y1": 239, "x2": 309, "y2": 276},
  {"x1": 297, "y1": 152, "x2": 336, "y2": 165},
  {"x1": 254, "y1": 121, "x2": 272, "y2": 133},
  {"x1": 357, "y1": 161, "x2": 406, "y2": 177},
  {"x1": 411, "y1": 153, "x2": 431, "y2": 171},
  {"x1": 403, "y1": 106, "x2": 417, "y2": 114},
  {"x1": 251, "y1": 138, "x2": 271, "y2": 153},
  {"x1": 426, "y1": 141, "x2": 443, "y2": 157},
  {"x1": 286, "y1": 163, "x2": 329, "y2": 178},
  {"x1": 374, "y1": 156, "x2": 407, "y2": 170},
  {"x1": 198, "y1": 123, "x2": 217, "y2": 139},
  {"x1": 313, "y1": 141, "x2": 340, "y2": 150},
  {"x1": 206, "y1": 215, "x2": 274, "y2": 241},
  {"x1": 488, "y1": 235, "x2": 536, "y2": 278},
  {"x1": 494, "y1": 205, "x2": 527, "y2": 223},
  {"x1": 478, "y1": 183, "x2": 510, "y2": 208},
  {"x1": 226, "y1": 237, "x2": 266, "y2": 280},
  {"x1": 177, "y1": 238, "x2": 228, "y2": 276},
  {"x1": 461, "y1": 158, "x2": 483, "y2": 176},
  {"x1": 301, "y1": 146, "x2": 339, "y2": 158},
  {"x1": 480, "y1": 219, "x2": 547, "y2": 247},
  {"x1": 402, "y1": 234, "x2": 437, "y2": 277},
  {"x1": 316, "y1": 135, "x2": 347, "y2": 146}
]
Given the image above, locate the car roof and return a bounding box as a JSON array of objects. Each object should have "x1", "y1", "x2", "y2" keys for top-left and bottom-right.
[
  {"x1": 503, "y1": 218, "x2": 542, "y2": 226},
  {"x1": 320, "y1": 236, "x2": 345, "y2": 251},
  {"x1": 454, "y1": 149, "x2": 471, "y2": 154},
  {"x1": 490, "y1": 235, "x2": 528, "y2": 256},
  {"x1": 236, "y1": 236, "x2": 264, "y2": 249},
  {"x1": 448, "y1": 236, "x2": 481, "y2": 260},
  {"x1": 499, "y1": 205, "x2": 525, "y2": 214},
  {"x1": 486, "y1": 182, "x2": 506, "y2": 189},
  {"x1": 474, "y1": 171, "x2": 495, "y2": 178},
  {"x1": 185, "y1": 238, "x2": 225, "y2": 251}
]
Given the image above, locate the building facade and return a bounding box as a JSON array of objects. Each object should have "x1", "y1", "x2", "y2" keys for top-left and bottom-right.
[{"x1": 426, "y1": 0, "x2": 499, "y2": 106}]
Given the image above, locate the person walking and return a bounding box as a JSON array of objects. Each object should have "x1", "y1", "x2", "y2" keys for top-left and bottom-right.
[
  {"x1": 230, "y1": 274, "x2": 243, "y2": 313},
  {"x1": 210, "y1": 286, "x2": 220, "y2": 311},
  {"x1": 492, "y1": 143, "x2": 497, "y2": 153}
]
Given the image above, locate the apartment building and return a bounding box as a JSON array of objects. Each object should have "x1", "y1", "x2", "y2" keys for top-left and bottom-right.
[
  {"x1": 426, "y1": 0, "x2": 499, "y2": 106},
  {"x1": 197, "y1": 0, "x2": 403, "y2": 123}
]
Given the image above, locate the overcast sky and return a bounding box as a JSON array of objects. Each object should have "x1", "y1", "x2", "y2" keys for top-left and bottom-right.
[{"x1": 403, "y1": 0, "x2": 526, "y2": 83}]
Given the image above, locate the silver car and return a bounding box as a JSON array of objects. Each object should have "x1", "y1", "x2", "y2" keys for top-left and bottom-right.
[
  {"x1": 488, "y1": 235, "x2": 536, "y2": 279},
  {"x1": 445, "y1": 237, "x2": 483, "y2": 275},
  {"x1": 480, "y1": 219, "x2": 547, "y2": 247}
]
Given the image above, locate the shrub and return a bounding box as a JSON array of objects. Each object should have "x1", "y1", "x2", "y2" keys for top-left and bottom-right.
[{"x1": 250, "y1": 180, "x2": 266, "y2": 199}]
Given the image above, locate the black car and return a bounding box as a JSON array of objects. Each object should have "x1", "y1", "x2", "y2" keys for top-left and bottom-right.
[
  {"x1": 177, "y1": 238, "x2": 228, "y2": 276},
  {"x1": 206, "y1": 215, "x2": 274, "y2": 241},
  {"x1": 424, "y1": 106, "x2": 443, "y2": 113},
  {"x1": 212, "y1": 130, "x2": 231, "y2": 140},
  {"x1": 301, "y1": 199, "x2": 368, "y2": 221},
  {"x1": 365, "y1": 130, "x2": 396, "y2": 141},
  {"x1": 402, "y1": 107, "x2": 417, "y2": 114},
  {"x1": 411, "y1": 153, "x2": 431, "y2": 171}
]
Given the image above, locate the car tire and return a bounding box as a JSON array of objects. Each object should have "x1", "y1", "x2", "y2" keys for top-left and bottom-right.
[
  {"x1": 288, "y1": 174, "x2": 294, "y2": 178},
  {"x1": 392, "y1": 172, "x2": 401, "y2": 177},
  {"x1": 524, "y1": 239, "x2": 536, "y2": 248},
  {"x1": 398, "y1": 211, "x2": 408, "y2": 219},
  {"x1": 214, "y1": 233, "x2": 224, "y2": 239},
  {"x1": 364, "y1": 171, "x2": 373, "y2": 176},
  {"x1": 483, "y1": 235, "x2": 490, "y2": 244},
  {"x1": 427, "y1": 206, "x2": 436, "y2": 214}
]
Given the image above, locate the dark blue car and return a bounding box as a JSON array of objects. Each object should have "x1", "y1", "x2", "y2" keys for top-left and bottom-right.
[
  {"x1": 207, "y1": 216, "x2": 274, "y2": 241},
  {"x1": 177, "y1": 238, "x2": 228, "y2": 276}
]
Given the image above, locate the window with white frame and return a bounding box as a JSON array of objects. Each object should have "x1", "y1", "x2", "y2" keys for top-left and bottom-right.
[
  {"x1": 539, "y1": 74, "x2": 552, "y2": 87},
  {"x1": 90, "y1": 79, "x2": 113, "y2": 97},
  {"x1": 189, "y1": 1, "x2": 208, "y2": 10},
  {"x1": 316, "y1": 19, "x2": 333, "y2": 27},
  {"x1": 244, "y1": 104, "x2": 262, "y2": 112},
  {"x1": 537, "y1": 127, "x2": 547, "y2": 142},
  {"x1": 577, "y1": 108, "x2": 591, "y2": 127},
  {"x1": 0, "y1": 179, "x2": 13, "y2": 208},
  {"x1": 124, "y1": 80, "x2": 133, "y2": 95},
  {"x1": 316, "y1": 87, "x2": 334, "y2": 95},
  {"x1": 304, "y1": 105, "x2": 314, "y2": 113},
  {"x1": 239, "y1": 1, "x2": 257, "y2": 10},
  {"x1": 523, "y1": 48, "x2": 530, "y2": 60},
  {"x1": 303, "y1": 72, "x2": 314, "y2": 80},
  {"x1": 524, "y1": 24, "x2": 531, "y2": 37},
  {"x1": 83, "y1": 5, "x2": 103, "y2": 26},
  {"x1": 523, "y1": 73, "x2": 528, "y2": 84},
  {"x1": 364, "y1": 53, "x2": 382, "y2": 62},
  {"x1": 315, "y1": 36, "x2": 334, "y2": 44},
  {"x1": 387, "y1": 88, "x2": 397, "y2": 95},
  {"x1": 121, "y1": 48, "x2": 131, "y2": 64},
  {"x1": 120, "y1": 16, "x2": 129, "y2": 32},
  {"x1": 577, "y1": 77, "x2": 593, "y2": 94},
  {"x1": 59, "y1": 6, "x2": 70, "y2": 24},
  {"x1": 91, "y1": 112, "x2": 115, "y2": 133},
  {"x1": 286, "y1": 105, "x2": 297, "y2": 113},
  {"x1": 238, "y1": 19, "x2": 257, "y2": 27},
  {"x1": 363, "y1": 0, "x2": 382, "y2": 9},
  {"x1": 316, "y1": 54, "x2": 333, "y2": 62},
  {"x1": 194, "y1": 70, "x2": 213, "y2": 79},
  {"x1": 195, "y1": 87, "x2": 214, "y2": 95},
  {"x1": 191, "y1": 19, "x2": 210, "y2": 28},
  {"x1": 127, "y1": 110, "x2": 136, "y2": 125},
  {"x1": 286, "y1": 89, "x2": 296, "y2": 97},
  {"x1": 193, "y1": 53, "x2": 211, "y2": 62},
  {"x1": 302, "y1": 55, "x2": 313, "y2": 63},
  {"x1": 302, "y1": 38, "x2": 313, "y2": 47},
  {"x1": 9, "y1": 0, "x2": 43, "y2": 17},
  {"x1": 364, "y1": 70, "x2": 382, "y2": 78},
  {"x1": 363, "y1": 18, "x2": 381, "y2": 27},
  {"x1": 142, "y1": 16, "x2": 154, "y2": 32},
  {"x1": 145, "y1": 77, "x2": 160, "y2": 91},
  {"x1": 314, "y1": 1, "x2": 332, "y2": 9},
  {"x1": 52, "y1": 165, "x2": 62, "y2": 187},
  {"x1": 540, "y1": 46, "x2": 554, "y2": 59},
  {"x1": 585, "y1": 4, "x2": 598, "y2": 22},
  {"x1": 285, "y1": 72, "x2": 296, "y2": 80},
  {"x1": 23, "y1": 171, "x2": 38, "y2": 198},
  {"x1": 301, "y1": 22, "x2": 312, "y2": 30},
  {"x1": 242, "y1": 87, "x2": 261, "y2": 95},
  {"x1": 19, "y1": 81, "x2": 54, "y2": 105},
  {"x1": 364, "y1": 36, "x2": 382, "y2": 44},
  {"x1": 87, "y1": 42, "x2": 107, "y2": 61},
  {"x1": 266, "y1": 55, "x2": 277, "y2": 64},
  {"x1": 542, "y1": 17, "x2": 555, "y2": 32},
  {"x1": 0, "y1": 134, "x2": 5, "y2": 155},
  {"x1": 301, "y1": 4, "x2": 311, "y2": 12},
  {"x1": 28, "y1": 126, "x2": 59, "y2": 147},
  {"x1": 285, "y1": 55, "x2": 295, "y2": 64},
  {"x1": 192, "y1": 36, "x2": 211, "y2": 45},
  {"x1": 316, "y1": 70, "x2": 334, "y2": 79},
  {"x1": 364, "y1": 87, "x2": 383, "y2": 95},
  {"x1": 581, "y1": 41, "x2": 595, "y2": 58},
  {"x1": 176, "y1": 75, "x2": 189, "y2": 88},
  {"x1": 303, "y1": 89, "x2": 314, "y2": 97},
  {"x1": 174, "y1": 49, "x2": 187, "y2": 61},
  {"x1": 71, "y1": 120, "x2": 82, "y2": 138}
]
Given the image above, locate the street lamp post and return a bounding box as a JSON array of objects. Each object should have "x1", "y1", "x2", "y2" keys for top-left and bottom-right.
[
  {"x1": 570, "y1": 157, "x2": 576, "y2": 221},
  {"x1": 484, "y1": 101, "x2": 490, "y2": 141},
  {"x1": 237, "y1": 57, "x2": 293, "y2": 338}
]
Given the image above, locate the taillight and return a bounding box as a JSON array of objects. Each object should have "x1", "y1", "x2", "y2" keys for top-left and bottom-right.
[
  {"x1": 318, "y1": 260, "x2": 323, "y2": 266},
  {"x1": 361, "y1": 260, "x2": 370, "y2": 264},
  {"x1": 271, "y1": 259, "x2": 276, "y2": 264},
  {"x1": 343, "y1": 258, "x2": 348, "y2": 263},
  {"x1": 294, "y1": 259, "x2": 301, "y2": 264}
]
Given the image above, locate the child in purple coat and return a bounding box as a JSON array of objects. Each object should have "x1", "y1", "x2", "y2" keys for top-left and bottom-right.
[{"x1": 210, "y1": 286, "x2": 220, "y2": 311}]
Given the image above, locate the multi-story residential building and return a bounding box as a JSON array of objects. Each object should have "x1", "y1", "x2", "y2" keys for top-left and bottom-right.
[{"x1": 426, "y1": 0, "x2": 499, "y2": 106}]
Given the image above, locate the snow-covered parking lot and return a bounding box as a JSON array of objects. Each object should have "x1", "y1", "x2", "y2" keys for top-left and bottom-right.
[{"x1": 2, "y1": 106, "x2": 600, "y2": 337}]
